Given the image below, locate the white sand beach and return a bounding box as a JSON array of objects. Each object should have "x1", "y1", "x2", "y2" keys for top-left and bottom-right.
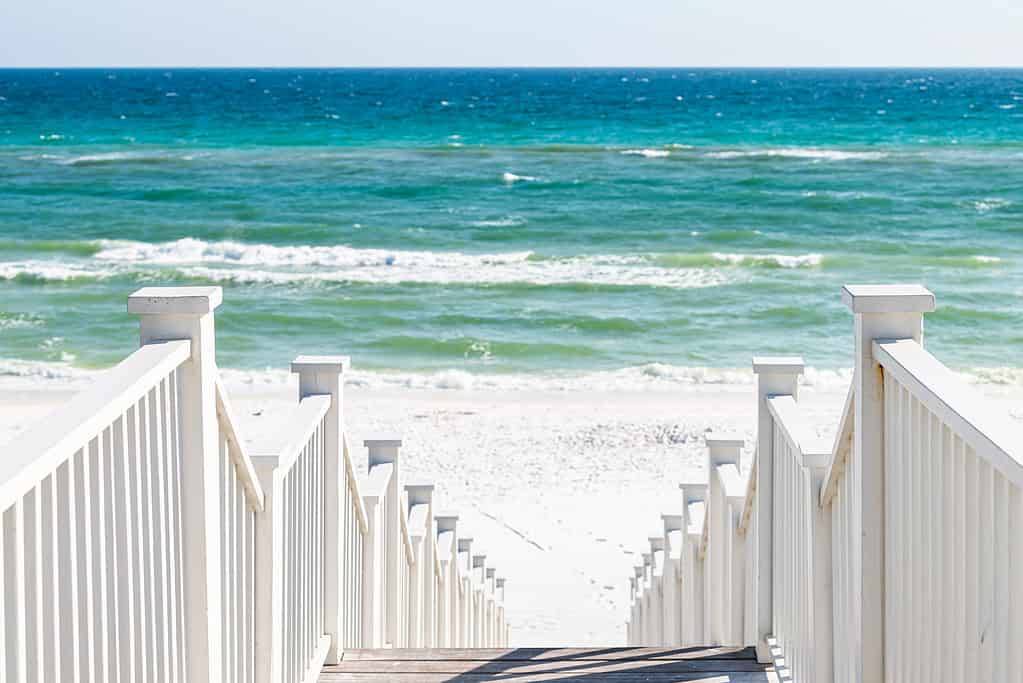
[{"x1": 2, "y1": 373, "x2": 1021, "y2": 646}]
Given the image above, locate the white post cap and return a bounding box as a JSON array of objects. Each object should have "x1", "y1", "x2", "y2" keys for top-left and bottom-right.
[
  {"x1": 365, "y1": 439, "x2": 401, "y2": 465},
  {"x1": 648, "y1": 537, "x2": 664, "y2": 551},
  {"x1": 496, "y1": 578, "x2": 506, "y2": 588},
  {"x1": 661, "y1": 513, "x2": 683, "y2": 531},
  {"x1": 485, "y1": 568, "x2": 496, "y2": 578},
  {"x1": 752, "y1": 356, "x2": 804, "y2": 375},
  {"x1": 435, "y1": 513, "x2": 459, "y2": 532},
  {"x1": 364, "y1": 439, "x2": 402, "y2": 448},
  {"x1": 128, "y1": 286, "x2": 223, "y2": 315},
  {"x1": 405, "y1": 483, "x2": 435, "y2": 504},
  {"x1": 291, "y1": 355, "x2": 350, "y2": 374},
  {"x1": 707, "y1": 434, "x2": 743, "y2": 466},
  {"x1": 679, "y1": 482, "x2": 706, "y2": 502},
  {"x1": 841, "y1": 284, "x2": 935, "y2": 314}
]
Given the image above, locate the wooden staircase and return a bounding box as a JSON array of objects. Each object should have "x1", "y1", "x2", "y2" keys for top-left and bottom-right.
[{"x1": 320, "y1": 646, "x2": 779, "y2": 681}]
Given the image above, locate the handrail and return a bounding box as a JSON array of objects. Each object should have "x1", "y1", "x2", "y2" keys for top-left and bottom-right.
[
  {"x1": 873, "y1": 337, "x2": 1023, "y2": 486},
  {"x1": 214, "y1": 374, "x2": 265, "y2": 511},
  {"x1": 820, "y1": 383, "x2": 854, "y2": 507},
  {"x1": 767, "y1": 395, "x2": 831, "y2": 469},
  {"x1": 0, "y1": 339, "x2": 190, "y2": 509},
  {"x1": 342, "y1": 434, "x2": 369, "y2": 535},
  {"x1": 738, "y1": 456, "x2": 757, "y2": 535},
  {"x1": 276, "y1": 394, "x2": 331, "y2": 474},
  {"x1": 363, "y1": 462, "x2": 393, "y2": 501},
  {"x1": 399, "y1": 497, "x2": 416, "y2": 566},
  {"x1": 716, "y1": 463, "x2": 747, "y2": 501}
]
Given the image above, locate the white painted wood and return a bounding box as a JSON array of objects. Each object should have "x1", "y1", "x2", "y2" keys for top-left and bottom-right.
[
  {"x1": 290, "y1": 355, "x2": 347, "y2": 665},
  {"x1": 133, "y1": 285, "x2": 223, "y2": 683},
  {"x1": 0, "y1": 340, "x2": 190, "y2": 511},
  {"x1": 843, "y1": 283, "x2": 931, "y2": 683}
]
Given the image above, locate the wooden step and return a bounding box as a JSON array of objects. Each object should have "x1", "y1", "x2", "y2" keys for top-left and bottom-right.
[{"x1": 322, "y1": 647, "x2": 779, "y2": 682}]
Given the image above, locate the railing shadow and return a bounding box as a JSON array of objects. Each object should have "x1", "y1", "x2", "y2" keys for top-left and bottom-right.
[
  {"x1": 441, "y1": 647, "x2": 774, "y2": 681},
  {"x1": 332, "y1": 647, "x2": 777, "y2": 681}
]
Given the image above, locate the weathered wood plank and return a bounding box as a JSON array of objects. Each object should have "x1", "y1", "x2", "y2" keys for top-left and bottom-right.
[
  {"x1": 326, "y1": 658, "x2": 769, "y2": 674},
  {"x1": 320, "y1": 673, "x2": 779, "y2": 682},
  {"x1": 338, "y1": 647, "x2": 758, "y2": 662}
]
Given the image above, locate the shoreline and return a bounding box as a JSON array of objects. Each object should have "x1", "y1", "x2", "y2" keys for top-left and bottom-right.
[{"x1": 4, "y1": 372, "x2": 1021, "y2": 644}]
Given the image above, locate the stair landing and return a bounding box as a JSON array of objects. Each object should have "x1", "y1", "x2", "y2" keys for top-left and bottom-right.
[{"x1": 321, "y1": 647, "x2": 779, "y2": 681}]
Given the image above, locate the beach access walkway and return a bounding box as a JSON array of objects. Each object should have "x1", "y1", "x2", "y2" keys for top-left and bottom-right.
[{"x1": 2, "y1": 284, "x2": 1020, "y2": 683}]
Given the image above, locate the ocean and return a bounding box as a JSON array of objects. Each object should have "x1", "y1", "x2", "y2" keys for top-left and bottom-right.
[{"x1": 0, "y1": 68, "x2": 1021, "y2": 389}]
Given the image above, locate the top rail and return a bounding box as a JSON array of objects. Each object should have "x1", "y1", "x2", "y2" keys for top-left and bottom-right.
[
  {"x1": 0, "y1": 338, "x2": 191, "y2": 510},
  {"x1": 767, "y1": 396, "x2": 831, "y2": 469},
  {"x1": 819, "y1": 383, "x2": 854, "y2": 507},
  {"x1": 276, "y1": 393, "x2": 331, "y2": 474},
  {"x1": 343, "y1": 434, "x2": 369, "y2": 535},
  {"x1": 873, "y1": 337, "x2": 1023, "y2": 485},
  {"x1": 215, "y1": 373, "x2": 265, "y2": 511}
]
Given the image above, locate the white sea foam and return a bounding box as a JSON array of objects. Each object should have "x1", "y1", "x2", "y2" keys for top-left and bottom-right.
[
  {"x1": 706, "y1": 148, "x2": 888, "y2": 161},
  {"x1": 469, "y1": 217, "x2": 526, "y2": 227},
  {"x1": 971, "y1": 198, "x2": 1012, "y2": 213},
  {"x1": 9, "y1": 238, "x2": 836, "y2": 286},
  {"x1": 502, "y1": 172, "x2": 537, "y2": 183},
  {"x1": 94, "y1": 238, "x2": 732, "y2": 288},
  {"x1": 2, "y1": 359, "x2": 1019, "y2": 394},
  {"x1": 620, "y1": 149, "x2": 671, "y2": 158},
  {"x1": 712, "y1": 252, "x2": 824, "y2": 268},
  {"x1": 0, "y1": 261, "x2": 119, "y2": 282},
  {"x1": 973, "y1": 255, "x2": 1002, "y2": 264}
]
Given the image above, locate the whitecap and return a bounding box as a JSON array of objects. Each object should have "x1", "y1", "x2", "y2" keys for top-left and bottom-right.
[
  {"x1": 502, "y1": 172, "x2": 537, "y2": 183},
  {"x1": 706, "y1": 148, "x2": 887, "y2": 162},
  {"x1": 712, "y1": 252, "x2": 824, "y2": 268},
  {"x1": 971, "y1": 198, "x2": 1011, "y2": 213},
  {"x1": 469, "y1": 217, "x2": 526, "y2": 227},
  {"x1": 620, "y1": 149, "x2": 670, "y2": 158}
]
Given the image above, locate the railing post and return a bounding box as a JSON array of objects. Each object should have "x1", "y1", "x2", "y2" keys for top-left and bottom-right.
[
  {"x1": 405, "y1": 483, "x2": 434, "y2": 648},
  {"x1": 485, "y1": 568, "x2": 496, "y2": 646},
  {"x1": 751, "y1": 357, "x2": 804, "y2": 662},
  {"x1": 361, "y1": 492, "x2": 384, "y2": 647},
  {"x1": 471, "y1": 553, "x2": 486, "y2": 647},
  {"x1": 128, "y1": 286, "x2": 222, "y2": 683},
  {"x1": 457, "y1": 537, "x2": 473, "y2": 647},
  {"x1": 661, "y1": 513, "x2": 683, "y2": 646},
  {"x1": 680, "y1": 482, "x2": 706, "y2": 646},
  {"x1": 252, "y1": 457, "x2": 281, "y2": 683},
  {"x1": 706, "y1": 436, "x2": 742, "y2": 645},
  {"x1": 842, "y1": 284, "x2": 935, "y2": 683},
  {"x1": 291, "y1": 355, "x2": 349, "y2": 664},
  {"x1": 495, "y1": 577, "x2": 507, "y2": 646},
  {"x1": 435, "y1": 514, "x2": 458, "y2": 647},
  {"x1": 648, "y1": 536, "x2": 665, "y2": 646},
  {"x1": 364, "y1": 439, "x2": 402, "y2": 647}
]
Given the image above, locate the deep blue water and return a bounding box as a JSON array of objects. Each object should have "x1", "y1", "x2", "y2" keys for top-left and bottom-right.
[{"x1": 0, "y1": 69, "x2": 1021, "y2": 384}]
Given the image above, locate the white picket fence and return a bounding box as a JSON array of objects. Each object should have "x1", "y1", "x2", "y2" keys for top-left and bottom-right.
[
  {"x1": 627, "y1": 284, "x2": 1023, "y2": 683},
  {"x1": 0, "y1": 286, "x2": 509, "y2": 683}
]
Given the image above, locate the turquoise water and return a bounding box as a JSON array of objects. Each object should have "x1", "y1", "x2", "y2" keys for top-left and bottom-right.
[{"x1": 0, "y1": 69, "x2": 1021, "y2": 382}]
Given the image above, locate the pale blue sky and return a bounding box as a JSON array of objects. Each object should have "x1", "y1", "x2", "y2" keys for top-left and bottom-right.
[{"x1": 3, "y1": 0, "x2": 1022, "y2": 67}]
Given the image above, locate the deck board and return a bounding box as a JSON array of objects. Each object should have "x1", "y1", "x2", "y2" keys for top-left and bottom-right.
[{"x1": 322, "y1": 647, "x2": 778, "y2": 682}]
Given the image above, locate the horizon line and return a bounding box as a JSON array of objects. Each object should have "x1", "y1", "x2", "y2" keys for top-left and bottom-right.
[{"x1": 2, "y1": 64, "x2": 1023, "y2": 70}]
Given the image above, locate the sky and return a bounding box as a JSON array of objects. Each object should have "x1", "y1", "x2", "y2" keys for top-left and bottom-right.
[{"x1": 2, "y1": 0, "x2": 1022, "y2": 68}]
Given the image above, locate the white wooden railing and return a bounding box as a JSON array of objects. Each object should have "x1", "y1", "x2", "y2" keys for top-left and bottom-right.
[
  {"x1": 1, "y1": 286, "x2": 509, "y2": 683},
  {"x1": 627, "y1": 284, "x2": 1023, "y2": 683}
]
